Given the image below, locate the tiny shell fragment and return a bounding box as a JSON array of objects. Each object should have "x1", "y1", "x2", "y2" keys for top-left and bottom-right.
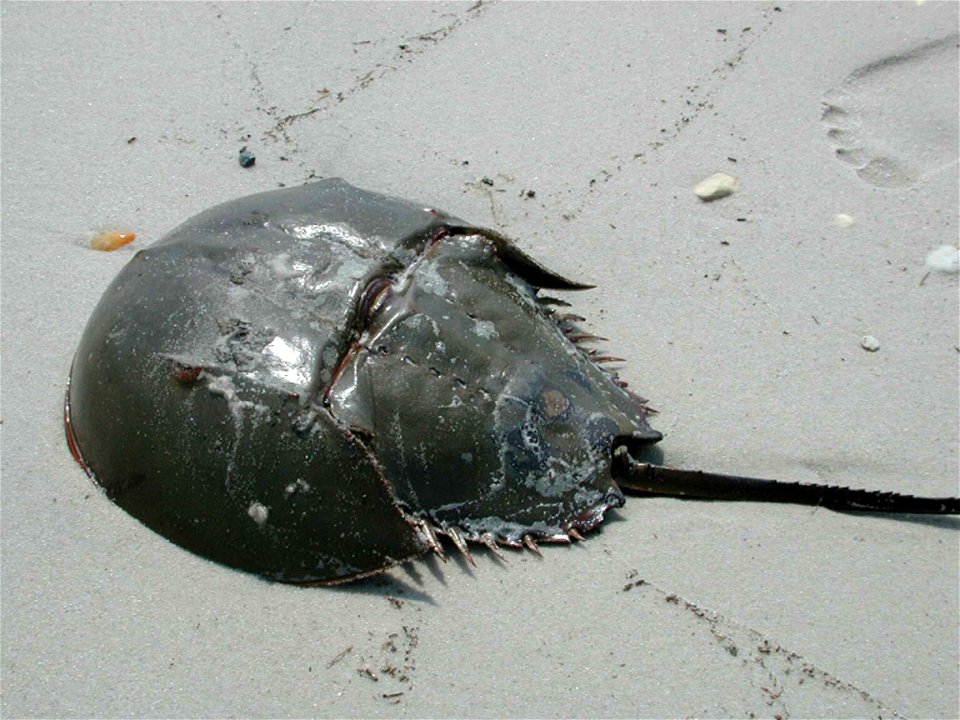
[
  {"x1": 90, "y1": 231, "x2": 136, "y2": 252},
  {"x1": 860, "y1": 335, "x2": 880, "y2": 352},
  {"x1": 694, "y1": 173, "x2": 738, "y2": 201},
  {"x1": 834, "y1": 213, "x2": 855, "y2": 227},
  {"x1": 925, "y1": 245, "x2": 959, "y2": 274}
]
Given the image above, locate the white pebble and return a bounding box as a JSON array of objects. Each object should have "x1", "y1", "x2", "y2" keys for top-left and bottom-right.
[
  {"x1": 860, "y1": 335, "x2": 880, "y2": 352},
  {"x1": 834, "y1": 213, "x2": 855, "y2": 227},
  {"x1": 925, "y1": 245, "x2": 959, "y2": 274},
  {"x1": 694, "y1": 173, "x2": 738, "y2": 201}
]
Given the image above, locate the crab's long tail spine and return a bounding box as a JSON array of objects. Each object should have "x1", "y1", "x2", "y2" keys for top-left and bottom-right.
[{"x1": 613, "y1": 448, "x2": 960, "y2": 515}]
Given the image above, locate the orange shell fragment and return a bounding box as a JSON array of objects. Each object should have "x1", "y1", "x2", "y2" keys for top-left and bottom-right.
[{"x1": 90, "y1": 231, "x2": 136, "y2": 252}]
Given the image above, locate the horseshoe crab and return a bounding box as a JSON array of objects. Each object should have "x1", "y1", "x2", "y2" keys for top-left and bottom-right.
[{"x1": 65, "y1": 180, "x2": 959, "y2": 583}]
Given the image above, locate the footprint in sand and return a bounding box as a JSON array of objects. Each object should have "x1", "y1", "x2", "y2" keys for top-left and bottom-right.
[{"x1": 821, "y1": 34, "x2": 959, "y2": 188}]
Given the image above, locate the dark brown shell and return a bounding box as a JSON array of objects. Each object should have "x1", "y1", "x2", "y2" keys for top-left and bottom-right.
[
  {"x1": 65, "y1": 179, "x2": 959, "y2": 583},
  {"x1": 65, "y1": 179, "x2": 659, "y2": 582}
]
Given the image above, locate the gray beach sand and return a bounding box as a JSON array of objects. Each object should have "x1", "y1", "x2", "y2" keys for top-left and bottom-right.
[{"x1": 2, "y1": 2, "x2": 957, "y2": 717}]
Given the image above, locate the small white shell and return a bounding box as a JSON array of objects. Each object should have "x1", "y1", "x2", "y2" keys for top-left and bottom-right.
[
  {"x1": 925, "y1": 245, "x2": 959, "y2": 274},
  {"x1": 860, "y1": 335, "x2": 881, "y2": 352},
  {"x1": 694, "y1": 173, "x2": 738, "y2": 201}
]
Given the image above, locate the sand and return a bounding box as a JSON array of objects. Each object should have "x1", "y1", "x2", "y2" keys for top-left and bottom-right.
[{"x1": 2, "y1": 2, "x2": 957, "y2": 717}]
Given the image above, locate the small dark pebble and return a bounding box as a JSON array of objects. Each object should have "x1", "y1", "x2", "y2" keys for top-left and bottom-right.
[
  {"x1": 239, "y1": 147, "x2": 256, "y2": 168},
  {"x1": 481, "y1": 177, "x2": 494, "y2": 186},
  {"x1": 126, "y1": 136, "x2": 137, "y2": 144}
]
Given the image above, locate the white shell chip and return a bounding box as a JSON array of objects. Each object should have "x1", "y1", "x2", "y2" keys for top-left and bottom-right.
[
  {"x1": 694, "y1": 173, "x2": 739, "y2": 201},
  {"x1": 925, "y1": 245, "x2": 960, "y2": 274},
  {"x1": 860, "y1": 335, "x2": 881, "y2": 352}
]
